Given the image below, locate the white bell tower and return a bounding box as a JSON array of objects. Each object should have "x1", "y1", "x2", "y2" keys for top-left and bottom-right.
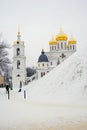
[{"x1": 12, "y1": 28, "x2": 26, "y2": 88}]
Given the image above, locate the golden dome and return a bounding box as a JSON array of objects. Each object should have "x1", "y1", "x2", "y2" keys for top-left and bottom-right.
[
  {"x1": 56, "y1": 27, "x2": 68, "y2": 41},
  {"x1": 49, "y1": 35, "x2": 57, "y2": 45},
  {"x1": 68, "y1": 35, "x2": 76, "y2": 44}
]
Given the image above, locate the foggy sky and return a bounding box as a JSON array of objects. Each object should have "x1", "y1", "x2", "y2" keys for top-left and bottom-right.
[{"x1": 0, "y1": 0, "x2": 87, "y2": 66}]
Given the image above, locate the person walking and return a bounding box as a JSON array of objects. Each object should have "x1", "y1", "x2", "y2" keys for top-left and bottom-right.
[
  {"x1": 5, "y1": 83, "x2": 10, "y2": 99},
  {"x1": 18, "y1": 81, "x2": 22, "y2": 92},
  {"x1": 5, "y1": 83, "x2": 9, "y2": 94}
]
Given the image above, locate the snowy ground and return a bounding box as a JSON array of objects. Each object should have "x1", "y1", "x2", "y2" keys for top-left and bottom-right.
[
  {"x1": 0, "y1": 96, "x2": 87, "y2": 130},
  {"x1": 0, "y1": 73, "x2": 87, "y2": 129}
]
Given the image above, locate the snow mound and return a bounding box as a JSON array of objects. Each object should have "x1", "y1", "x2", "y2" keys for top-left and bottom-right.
[{"x1": 25, "y1": 44, "x2": 87, "y2": 105}]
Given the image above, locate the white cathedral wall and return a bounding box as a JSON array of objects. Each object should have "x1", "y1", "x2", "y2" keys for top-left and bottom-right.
[
  {"x1": 58, "y1": 41, "x2": 67, "y2": 50},
  {"x1": 69, "y1": 44, "x2": 76, "y2": 51},
  {"x1": 12, "y1": 38, "x2": 26, "y2": 88},
  {"x1": 38, "y1": 62, "x2": 49, "y2": 69},
  {"x1": 37, "y1": 69, "x2": 49, "y2": 79},
  {"x1": 46, "y1": 49, "x2": 75, "y2": 67},
  {"x1": 49, "y1": 45, "x2": 57, "y2": 51},
  {"x1": 37, "y1": 62, "x2": 50, "y2": 79},
  {"x1": 12, "y1": 57, "x2": 26, "y2": 88}
]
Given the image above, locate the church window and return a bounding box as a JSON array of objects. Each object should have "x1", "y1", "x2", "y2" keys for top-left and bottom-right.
[
  {"x1": 70, "y1": 45, "x2": 72, "y2": 49},
  {"x1": 50, "y1": 46, "x2": 51, "y2": 51},
  {"x1": 57, "y1": 58, "x2": 60, "y2": 65},
  {"x1": 61, "y1": 42, "x2": 63, "y2": 48},
  {"x1": 52, "y1": 46, "x2": 53, "y2": 50},
  {"x1": 17, "y1": 60, "x2": 20, "y2": 69},
  {"x1": 17, "y1": 41, "x2": 19, "y2": 44},
  {"x1": 17, "y1": 74, "x2": 20, "y2": 77},
  {"x1": 17, "y1": 48, "x2": 20, "y2": 56},
  {"x1": 41, "y1": 72, "x2": 43, "y2": 77},
  {"x1": 42, "y1": 63, "x2": 44, "y2": 66},
  {"x1": 65, "y1": 42, "x2": 66, "y2": 49},
  {"x1": 41, "y1": 72, "x2": 45, "y2": 77},
  {"x1": 73, "y1": 45, "x2": 74, "y2": 50},
  {"x1": 51, "y1": 62, "x2": 52, "y2": 65},
  {"x1": 57, "y1": 44, "x2": 59, "y2": 49}
]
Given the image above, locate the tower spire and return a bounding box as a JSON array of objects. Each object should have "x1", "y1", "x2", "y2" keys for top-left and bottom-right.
[
  {"x1": 60, "y1": 25, "x2": 63, "y2": 33},
  {"x1": 18, "y1": 25, "x2": 20, "y2": 36},
  {"x1": 51, "y1": 33, "x2": 54, "y2": 40},
  {"x1": 70, "y1": 33, "x2": 74, "y2": 40}
]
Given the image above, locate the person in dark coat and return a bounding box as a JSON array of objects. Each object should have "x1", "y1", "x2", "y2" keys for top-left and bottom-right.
[
  {"x1": 5, "y1": 83, "x2": 9, "y2": 94},
  {"x1": 18, "y1": 81, "x2": 22, "y2": 92}
]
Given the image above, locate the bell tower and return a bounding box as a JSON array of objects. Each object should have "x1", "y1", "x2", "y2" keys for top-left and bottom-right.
[{"x1": 12, "y1": 28, "x2": 26, "y2": 88}]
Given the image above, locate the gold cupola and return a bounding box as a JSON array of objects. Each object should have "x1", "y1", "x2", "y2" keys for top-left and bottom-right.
[
  {"x1": 49, "y1": 35, "x2": 57, "y2": 45},
  {"x1": 56, "y1": 26, "x2": 68, "y2": 41},
  {"x1": 68, "y1": 34, "x2": 76, "y2": 44}
]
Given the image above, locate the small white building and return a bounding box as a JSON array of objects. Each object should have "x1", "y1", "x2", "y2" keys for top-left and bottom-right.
[
  {"x1": 12, "y1": 30, "x2": 26, "y2": 88},
  {"x1": 37, "y1": 49, "x2": 52, "y2": 79}
]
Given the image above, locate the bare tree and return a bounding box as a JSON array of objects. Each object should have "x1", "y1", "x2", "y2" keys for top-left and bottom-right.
[{"x1": 0, "y1": 35, "x2": 11, "y2": 78}]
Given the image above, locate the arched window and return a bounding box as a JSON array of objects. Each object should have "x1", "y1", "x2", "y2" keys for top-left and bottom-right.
[
  {"x1": 57, "y1": 58, "x2": 60, "y2": 65},
  {"x1": 51, "y1": 62, "x2": 52, "y2": 65},
  {"x1": 50, "y1": 46, "x2": 51, "y2": 51},
  {"x1": 65, "y1": 42, "x2": 66, "y2": 49},
  {"x1": 17, "y1": 48, "x2": 20, "y2": 56},
  {"x1": 73, "y1": 45, "x2": 74, "y2": 50},
  {"x1": 17, "y1": 60, "x2": 20, "y2": 69},
  {"x1": 58, "y1": 44, "x2": 59, "y2": 49},
  {"x1": 17, "y1": 41, "x2": 19, "y2": 44},
  {"x1": 17, "y1": 74, "x2": 20, "y2": 77},
  {"x1": 42, "y1": 63, "x2": 44, "y2": 66},
  {"x1": 70, "y1": 45, "x2": 72, "y2": 50},
  {"x1": 61, "y1": 42, "x2": 63, "y2": 49},
  {"x1": 41, "y1": 72, "x2": 45, "y2": 77}
]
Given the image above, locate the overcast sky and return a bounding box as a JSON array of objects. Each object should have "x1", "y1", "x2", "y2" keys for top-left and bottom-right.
[{"x1": 0, "y1": 0, "x2": 87, "y2": 66}]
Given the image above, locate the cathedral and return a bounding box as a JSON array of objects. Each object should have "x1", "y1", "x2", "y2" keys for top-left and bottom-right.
[
  {"x1": 12, "y1": 27, "x2": 77, "y2": 88},
  {"x1": 37, "y1": 27, "x2": 76, "y2": 79}
]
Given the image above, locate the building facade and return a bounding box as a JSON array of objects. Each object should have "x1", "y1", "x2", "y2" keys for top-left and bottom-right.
[{"x1": 37, "y1": 49, "x2": 52, "y2": 79}]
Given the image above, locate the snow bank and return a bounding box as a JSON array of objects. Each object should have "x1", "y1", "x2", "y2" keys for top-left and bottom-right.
[{"x1": 25, "y1": 43, "x2": 87, "y2": 105}]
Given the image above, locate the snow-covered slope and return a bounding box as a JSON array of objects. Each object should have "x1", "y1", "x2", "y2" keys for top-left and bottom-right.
[{"x1": 25, "y1": 44, "x2": 87, "y2": 105}]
